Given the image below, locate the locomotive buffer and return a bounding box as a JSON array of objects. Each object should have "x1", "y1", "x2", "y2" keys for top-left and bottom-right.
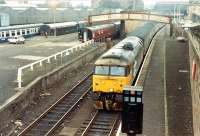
[{"x1": 122, "y1": 86, "x2": 143, "y2": 135}]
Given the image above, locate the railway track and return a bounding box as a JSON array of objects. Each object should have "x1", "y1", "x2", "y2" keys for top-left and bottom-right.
[
  {"x1": 75, "y1": 111, "x2": 120, "y2": 136},
  {"x1": 18, "y1": 73, "x2": 92, "y2": 136}
]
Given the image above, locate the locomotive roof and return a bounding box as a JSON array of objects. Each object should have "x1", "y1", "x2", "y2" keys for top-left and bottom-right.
[
  {"x1": 95, "y1": 36, "x2": 143, "y2": 66},
  {"x1": 46, "y1": 22, "x2": 78, "y2": 29},
  {"x1": 127, "y1": 22, "x2": 157, "y2": 40},
  {"x1": 86, "y1": 23, "x2": 115, "y2": 31}
]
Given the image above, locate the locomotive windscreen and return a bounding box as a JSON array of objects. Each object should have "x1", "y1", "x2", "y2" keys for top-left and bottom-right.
[{"x1": 94, "y1": 65, "x2": 128, "y2": 76}]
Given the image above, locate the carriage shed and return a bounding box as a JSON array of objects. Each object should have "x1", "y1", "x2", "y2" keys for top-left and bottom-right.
[
  {"x1": 0, "y1": 13, "x2": 9, "y2": 27},
  {"x1": 39, "y1": 21, "x2": 86, "y2": 36}
]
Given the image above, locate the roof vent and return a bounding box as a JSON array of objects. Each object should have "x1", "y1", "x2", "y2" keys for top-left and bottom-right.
[{"x1": 123, "y1": 42, "x2": 134, "y2": 51}]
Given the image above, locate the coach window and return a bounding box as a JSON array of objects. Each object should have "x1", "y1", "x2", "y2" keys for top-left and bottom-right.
[
  {"x1": 22, "y1": 30, "x2": 25, "y2": 35},
  {"x1": 36, "y1": 28, "x2": 39, "y2": 33},
  {"x1": 2, "y1": 32, "x2": 6, "y2": 37},
  {"x1": 95, "y1": 66, "x2": 109, "y2": 75},
  {"x1": 6, "y1": 31, "x2": 10, "y2": 37},
  {"x1": 31, "y1": 28, "x2": 34, "y2": 33},
  {"x1": 2, "y1": 32, "x2": 5, "y2": 37},
  {"x1": 17, "y1": 30, "x2": 20, "y2": 35},
  {"x1": 110, "y1": 66, "x2": 126, "y2": 76},
  {"x1": 27, "y1": 29, "x2": 30, "y2": 34},
  {"x1": 12, "y1": 31, "x2": 15, "y2": 36}
]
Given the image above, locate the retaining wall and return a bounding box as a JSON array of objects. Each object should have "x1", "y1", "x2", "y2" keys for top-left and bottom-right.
[
  {"x1": 0, "y1": 45, "x2": 105, "y2": 131},
  {"x1": 188, "y1": 32, "x2": 200, "y2": 136}
]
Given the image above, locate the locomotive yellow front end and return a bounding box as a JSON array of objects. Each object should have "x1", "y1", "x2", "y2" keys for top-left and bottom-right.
[
  {"x1": 92, "y1": 36, "x2": 143, "y2": 111},
  {"x1": 92, "y1": 64, "x2": 133, "y2": 111}
]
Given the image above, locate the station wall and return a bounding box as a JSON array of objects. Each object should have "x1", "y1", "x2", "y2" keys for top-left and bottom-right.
[
  {"x1": 188, "y1": 34, "x2": 200, "y2": 136},
  {"x1": 125, "y1": 20, "x2": 144, "y2": 33}
]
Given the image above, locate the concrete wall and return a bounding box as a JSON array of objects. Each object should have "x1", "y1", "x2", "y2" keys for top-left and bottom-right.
[
  {"x1": 0, "y1": 45, "x2": 105, "y2": 131},
  {"x1": 125, "y1": 20, "x2": 144, "y2": 33},
  {"x1": 188, "y1": 33, "x2": 200, "y2": 136}
]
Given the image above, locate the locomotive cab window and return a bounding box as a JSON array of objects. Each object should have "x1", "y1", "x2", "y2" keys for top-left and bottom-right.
[
  {"x1": 95, "y1": 66, "x2": 109, "y2": 75},
  {"x1": 110, "y1": 66, "x2": 126, "y2": 76}
]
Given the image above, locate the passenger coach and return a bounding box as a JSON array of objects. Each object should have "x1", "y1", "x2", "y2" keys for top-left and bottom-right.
[
  {"x1": 39, "y1": 21, "x2": 87, "y2": 36},
  {"x1": 78, "y1": 22, "x2": 120, "y2": 42},
  {"x1": 0, "y1": 23, "x2": 43, "y2": 43}
]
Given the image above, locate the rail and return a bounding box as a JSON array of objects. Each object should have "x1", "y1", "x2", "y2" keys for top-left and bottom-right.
[
  {"x1": 18, "y1": 73, "x2": 92, "y2": 136},
  {"x1": 77, "y1": 111, "x2": 119, "y2": 136},
  {"x1": 17, "y1": 40, "x2": 94, "y2": 88}
]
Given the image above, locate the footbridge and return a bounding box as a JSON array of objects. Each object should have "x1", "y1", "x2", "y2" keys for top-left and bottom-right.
[{"x1": 88, "y1": 11, "x2": 173, "y2": 36}]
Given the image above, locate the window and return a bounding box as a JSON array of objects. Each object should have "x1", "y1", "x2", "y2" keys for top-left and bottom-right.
[
  {"x1": 124, "y1": 96, "x2": 129, "y2": 102},
  {"x1": 22, "y1": 30, "x2": 25, "y2": 35},
  {"x1": 110, "y1": 66, "x2": 125, "y2": 76},
  {"x1": 17, "y1": 30, "x2": 20, "y2": 35},
  {"x1": 130, "y1": 97, "x2": 135, "y2": 102},
  {"x1": 6, "y1": 32, "x2": 9, "y2": 37},
  {"x1": 2, "y1": 32, "x2": 5, "y2": 37},
  {"x1": 27, "y1": 29, "x2": 30, "y2": 34},
  {"x1": 95, "y1": 66, "x2": 109, "y2": 75},
  {"x1": 12, "y1": 31, "x2": 15, "y2": 36}
]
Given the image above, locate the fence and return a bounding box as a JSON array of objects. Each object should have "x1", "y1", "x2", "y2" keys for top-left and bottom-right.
[{"x1": 17, "y1": 40, "x2": 94, "y2": 88}]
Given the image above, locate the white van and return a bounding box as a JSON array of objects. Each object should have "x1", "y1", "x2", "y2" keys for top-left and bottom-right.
[{"x1": 8, "y1": 36, "x2": 25, "y2": 44}]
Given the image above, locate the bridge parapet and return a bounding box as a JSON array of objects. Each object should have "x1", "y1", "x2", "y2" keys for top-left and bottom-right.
[{"x1": 88, "y1": 12, "x2": 171, "y2": 24}]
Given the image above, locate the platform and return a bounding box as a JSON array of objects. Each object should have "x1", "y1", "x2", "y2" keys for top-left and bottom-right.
[
  {"x1": 0, "y1": 33, "x2": 79, "y2": 104},
  {"x1": 119, "y1": 26, "x2": 193, "y2": 136},
  {"x1": 166, "y1": 39, "x2": 193, "y2": 136}
]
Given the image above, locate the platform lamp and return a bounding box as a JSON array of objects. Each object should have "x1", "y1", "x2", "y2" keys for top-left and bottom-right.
[{"x1": 49, "y1": 0, "x2": 58, "y2": 37}]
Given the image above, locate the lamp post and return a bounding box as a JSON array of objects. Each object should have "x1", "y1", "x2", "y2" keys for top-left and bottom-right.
[{"x1": 49, "y1": 0, "x2": 58, "y2": 37}]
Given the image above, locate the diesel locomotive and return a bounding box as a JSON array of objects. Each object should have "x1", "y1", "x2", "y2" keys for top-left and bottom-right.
[{"x1": 92, "y1": 22, "x2": 165, "y2": 110}]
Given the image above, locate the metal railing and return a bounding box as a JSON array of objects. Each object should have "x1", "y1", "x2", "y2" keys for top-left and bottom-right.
[{"x1": 17, "y1": 40, "x2": 94, "y2": 88}]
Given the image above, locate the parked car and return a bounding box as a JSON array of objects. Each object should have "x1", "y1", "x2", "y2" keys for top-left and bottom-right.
[{"x1": 8, "y1": 36, "x2": 25, "y2": 44}]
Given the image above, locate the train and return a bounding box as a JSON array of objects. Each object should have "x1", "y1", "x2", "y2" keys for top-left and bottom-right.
[
  {"x1": 39, "y1": 21, "x2": 87, "y2": 36},
  {"x1": 0, "y1": 23, "x2": 43, "y2": 43},
  {"x1": 78, "y1": 22, "x2": 120, "y2": 42},
  {"x1": 0, "y1": 21, "x2": 120, "y2": 43},
  {"x1": 0, "y1": 21, "x2": 87, "y2": 43},
  {"x1": 92, "y1": 22, "x2": 165, "y2": 111}
]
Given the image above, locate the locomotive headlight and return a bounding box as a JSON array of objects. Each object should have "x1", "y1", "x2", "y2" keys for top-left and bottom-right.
[
  {"x1": 101, "y1": 81, "x2": 105, "y2": 84},
  {"x1": 109, "y1": 88, "x2": 113, "y2": 92}
]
